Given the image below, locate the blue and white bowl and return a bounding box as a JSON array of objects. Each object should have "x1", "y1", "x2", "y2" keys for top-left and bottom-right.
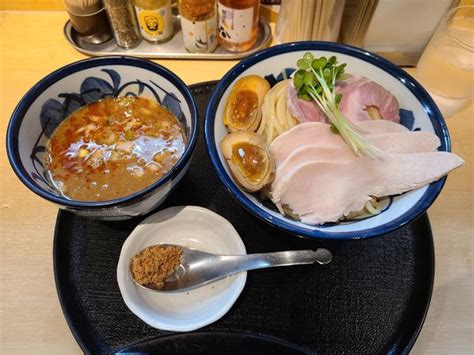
[
  {"x1": 205, "y1": 42, "x2": 450, "y2": 240},
  {"x1": 7, "y1": 56, "x2": 198, "y2": 220}
]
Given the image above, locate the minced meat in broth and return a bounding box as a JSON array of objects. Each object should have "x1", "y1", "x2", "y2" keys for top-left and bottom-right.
[{"x1": 45, "y1": 96, "x2": 185, "y2": 201}]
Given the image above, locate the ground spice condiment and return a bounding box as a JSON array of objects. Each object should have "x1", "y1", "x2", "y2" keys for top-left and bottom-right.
[
  {"x1": 104, "y1": 0, "x2": 141, "y2": 48},
  {"x1": 178, "y1": 0, "x2": 217, "y2": 53},
  {"x1": 130, "y1": 245, "x2": 183, "y2": 289}
]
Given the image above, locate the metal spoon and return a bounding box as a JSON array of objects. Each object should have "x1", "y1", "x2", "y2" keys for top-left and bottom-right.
[{"x1": 130, "y1": 244, "x2": 332, "y2": 292}]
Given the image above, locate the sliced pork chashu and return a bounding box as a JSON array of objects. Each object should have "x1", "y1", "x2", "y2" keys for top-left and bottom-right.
[
  {"x1": 274, "y1": 145, "x2": 357, "y2": 182},
  {"x1": 271, "y1": 152, "x2": 464, "y2": 224},
  {"x1": 270, "y1": 122, "x2": 440, "y2": 164},
  {"x1": 287, "y1": 74, "x2": 401, "y2": 123},
  {"x1": 337, "y1": 74, "x2": 400, "y2": 122}
]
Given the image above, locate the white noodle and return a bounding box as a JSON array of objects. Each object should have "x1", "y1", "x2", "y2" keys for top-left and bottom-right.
[
  {"x1": 364, "y1": 198, "x2": 382, "y2": 215},
  {"x1": 258, "y1": 80, "x2": 298, "y2": 144}
]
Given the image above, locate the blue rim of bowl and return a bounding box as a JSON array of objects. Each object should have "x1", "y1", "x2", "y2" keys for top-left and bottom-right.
[
  {"x1": 204, "y1": 41, "x2": 451, "y2": 240},
  {"x1": 6, "y1": 56, "x2": 198, "y2": 209}
]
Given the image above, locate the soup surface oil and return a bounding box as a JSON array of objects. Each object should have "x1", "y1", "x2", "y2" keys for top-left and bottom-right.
[{"x1": 46, "y1": 96, "x2": 185, "y2": 201}]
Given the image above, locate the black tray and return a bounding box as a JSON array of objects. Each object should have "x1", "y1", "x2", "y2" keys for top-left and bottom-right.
[{"x1": 53, "y1": 82, "x2": 434, "y2": 354}]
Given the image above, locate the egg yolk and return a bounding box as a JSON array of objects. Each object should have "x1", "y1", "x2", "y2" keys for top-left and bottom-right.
[
  {"x1": 228, "y1": 90, "x2": 258, "y2": 128},
  {"x1": 231, "y1": 142, "x2": 268, "y2": 183}
]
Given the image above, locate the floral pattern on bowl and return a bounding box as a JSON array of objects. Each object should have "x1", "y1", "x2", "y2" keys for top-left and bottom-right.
[{"x1": 7, "y1": 56, "x2": 198, "y2": 220}]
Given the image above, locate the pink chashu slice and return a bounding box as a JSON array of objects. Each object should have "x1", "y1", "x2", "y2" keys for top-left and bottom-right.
[
  {"x1": 269, "y1": 121, "x2": 440, "y2": 165},
  {"x1": 271, "y1": 151, "x2": 464, "y2": 224},
  {"x1": 286, "y1": 74, "x2": 400, "y2": 123}
]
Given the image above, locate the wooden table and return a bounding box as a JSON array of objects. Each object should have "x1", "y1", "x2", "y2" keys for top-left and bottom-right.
[{"x1": 0, "y1": 11, "x2": 472, "y2": 354}]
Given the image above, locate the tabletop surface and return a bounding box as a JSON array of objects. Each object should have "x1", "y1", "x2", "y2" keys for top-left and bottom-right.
[{"x1": 0, "y1": 11, "x2": 473, "y2": 355}]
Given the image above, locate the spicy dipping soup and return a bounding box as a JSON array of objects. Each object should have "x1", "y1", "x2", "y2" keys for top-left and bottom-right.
[{"x1": 45, "y1": 96, "x2": 185, "y2": 202}]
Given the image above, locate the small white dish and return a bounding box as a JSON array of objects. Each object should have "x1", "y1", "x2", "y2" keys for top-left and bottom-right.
[{"x1": 117, "y1": 206, "x2": 247, "y2": 332}]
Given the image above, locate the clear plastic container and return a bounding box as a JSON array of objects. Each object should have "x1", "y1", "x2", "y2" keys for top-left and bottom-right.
[{"x1": 275, "y1": 0, "x2": 344, "y2": 43}]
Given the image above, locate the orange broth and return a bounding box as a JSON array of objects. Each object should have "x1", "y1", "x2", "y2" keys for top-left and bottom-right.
[{"x1": 45, "y1": 96, "x2": 185, "y2": 201}]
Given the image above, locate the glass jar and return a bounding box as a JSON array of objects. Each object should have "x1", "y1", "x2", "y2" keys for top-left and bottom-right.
[
  {"x1": 104, "y1": 0, "x2": 142, "y2": 48},
  {"x1": 134, "y1": 0, "x2": 174, "y2": 43},
  {"x1": 217, "y1": 0, "x2": 259, "y2": 52},
  {"x1": 178, "y1": 0, "x2": 218, "y2": 53}
]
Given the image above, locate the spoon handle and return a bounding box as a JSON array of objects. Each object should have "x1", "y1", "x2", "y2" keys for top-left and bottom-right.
[{"x1": 216, "y1": 248, "x2": 332, "y2": 275}]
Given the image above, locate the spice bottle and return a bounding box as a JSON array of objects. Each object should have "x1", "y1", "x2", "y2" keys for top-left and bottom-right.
[
  {"x1": 217, "y1": 0, "x2": 260, "y2": 52},
  {"x1": 178, "y1": 0, "x2": 218, "y2": 53},
  {"x1": 133, "y1": 0, "x2": 174, "y2": 43},
  {"x1": 64, "y1": 0, "x2": 113, "y2": 44},
  {"x1": 104, "y1": 0, "x2": 142, "y2": 48}
]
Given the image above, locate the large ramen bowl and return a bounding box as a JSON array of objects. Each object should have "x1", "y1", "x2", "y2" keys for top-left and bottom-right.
[
  {"x1": 204, "y1": 42, "x2": 450, "y2": 240},
  {"x1": 7, "y1": 56, "x2": 198, "y2": 220}
]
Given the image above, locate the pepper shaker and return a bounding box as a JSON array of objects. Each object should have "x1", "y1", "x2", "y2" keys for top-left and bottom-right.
[{"x1": 104, "y1": 0, "x2": 142, "y2": 48}]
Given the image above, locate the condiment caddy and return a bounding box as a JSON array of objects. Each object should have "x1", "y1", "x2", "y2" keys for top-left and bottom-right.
[{"x1": 64, "y1": 15, "x2": 272, "y2": 59}]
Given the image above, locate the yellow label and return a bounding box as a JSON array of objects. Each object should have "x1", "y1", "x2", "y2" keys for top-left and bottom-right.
[{"x1": 138, "y1": 10, "x2": 166, "y2": 36}]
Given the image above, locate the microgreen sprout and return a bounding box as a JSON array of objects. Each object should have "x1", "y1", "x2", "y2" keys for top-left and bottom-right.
[{"x1": 293, "y1": 52, "x2": 381, "y2": 157}]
